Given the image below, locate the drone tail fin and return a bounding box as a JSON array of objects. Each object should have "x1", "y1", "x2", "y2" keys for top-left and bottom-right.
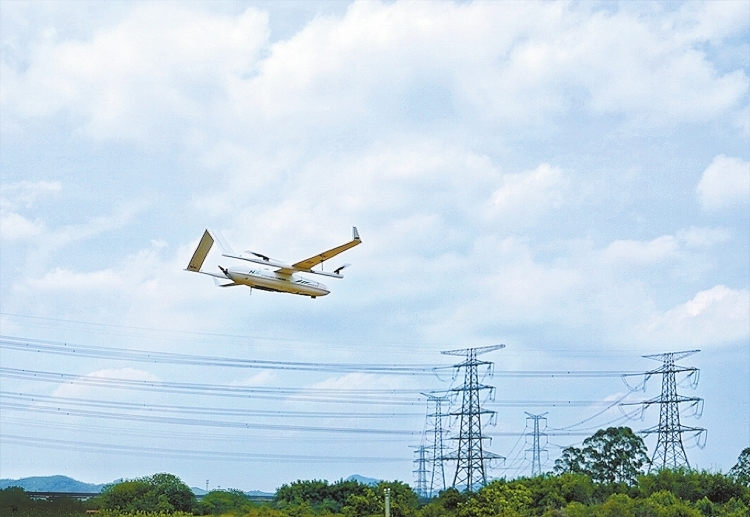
[{"x1": 186, "y1": 230, "x2": 214, "y2": 272}]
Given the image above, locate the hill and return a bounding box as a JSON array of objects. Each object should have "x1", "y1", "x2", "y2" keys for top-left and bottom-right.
[
  {"x1": 345, "y1": 474, "x2": 380, "y2": 486},
  {"x1": 0, "y1": 475, "x2": 106, "y2": 493}
]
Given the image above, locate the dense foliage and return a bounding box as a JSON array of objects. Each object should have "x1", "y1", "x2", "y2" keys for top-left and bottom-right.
[
  {"x1": 2, "y1": 444, "x2": 749, "y2": 517},
  {"x1": 553, "y1": 427, "x2": 650, "y2": 485},
  {"x1": 0, "y1": 486, "x2": 88, "y2": 516},
  {"x1": 729, "y1": 447, "x2": 750, "y2": 486},
  {"x1": 99, "y1": 473, "x2": 196, "y2": 513}
]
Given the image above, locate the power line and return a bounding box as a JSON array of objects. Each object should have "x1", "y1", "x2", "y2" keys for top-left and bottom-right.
[
  {"x1": 0, "y1": 391, "x2": 422, "y2": 419},
  {"x1": 0, "y1": 415, "x2": 410, "y2": 444},
  {"x1": 0, "y1": 335, "x2": 639, "y2": 377},
  {"x1": 0, "y1": 367, "x2": 426, "y2": 404},
  {"x1": 0, "y1": 401, "x2": 420, "y2": 435},
  {"x1": 0, "y1": 335, "x2": 446, "y2": 375},
  {"x1": 0, "y1": 434, "x2": 410, "y2": 463},
  {"x1": 0, "y1": 367, "x2": 637, "y2": 407},
  {"x1": 0, "y1": 313, "x2": 658, "y2": 357}
]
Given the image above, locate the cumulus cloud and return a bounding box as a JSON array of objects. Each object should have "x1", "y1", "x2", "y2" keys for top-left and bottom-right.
[
  {"x1": 675, "y1": 226, "x2": 731, "y2": 248},
  {"x1": 52, "y1": 367, "x2": 160, "y2": 398},
  {"x1": 640, "y1": 285, "x2": 750, "y2": 347},
  {"x1": 2, "y1": 3, "x2": 269, "y2": 141},
  {"x1": 306, "y1": 372, "x2": 404, "y2": 392},
  {"x1": 601, "y1": 235, "x2": 679, "y2": 266},
  {"x1": 696, "y1": 155, "x2": 750, "y2": 211},
  {"x1": 230, "y1": 371, "x2": 276, "y2": 387},
  {"x1": 0, "y1": 180, "x2": 62, "y2": 209},
  {"x1": 0, "y1": 181, "x2": 60, "y2": 240},
  {"x1": 0, "y1": 212, "x2": 45, "y2": 240},
  {"x1": 490, "y1": 163, "x2": 566, "y2": 222},
  {"x1": 26, "y1": 267, "x2": 124, "y2": 291},
  {"x1": 3, "y1": 1, "x2": 747, "y2": 150}
]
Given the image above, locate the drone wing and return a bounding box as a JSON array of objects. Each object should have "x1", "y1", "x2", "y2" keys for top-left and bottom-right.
[{"x1": 277, "y1": 227, "x2": 361, "y2": 275}]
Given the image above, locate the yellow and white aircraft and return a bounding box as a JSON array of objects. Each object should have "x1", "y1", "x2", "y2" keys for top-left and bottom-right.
[{"x1": 185, "y1": 227, "x2": 361, "y2": 298}]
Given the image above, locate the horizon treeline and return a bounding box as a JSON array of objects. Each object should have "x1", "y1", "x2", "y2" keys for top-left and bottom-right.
[{"x1": 2, "y1": 428, "x2": 748, "y2": 517}]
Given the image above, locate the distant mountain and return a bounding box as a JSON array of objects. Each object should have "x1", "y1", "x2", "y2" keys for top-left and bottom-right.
[
  {"x1": 191, "y1": 487, "x2": 208, "y2": 496},
  {"x1": 247, "y1": 490, "x2": 275, "y2": 498},
  {"x1": 0, "y1": 476, "x2": 106, "y2": 493},
  {"x1": 346, "y1": 474, "x2": 380, "y2": 486}
]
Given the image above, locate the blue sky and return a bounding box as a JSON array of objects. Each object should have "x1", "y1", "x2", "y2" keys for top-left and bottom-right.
[{"x1": 1, "y1": 0, "x2": 748, "y2": 492}]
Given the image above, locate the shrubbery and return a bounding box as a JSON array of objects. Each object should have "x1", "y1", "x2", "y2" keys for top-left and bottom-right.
[{"x1": 3, "y1": 443, "x2": 749, "y2": 517}]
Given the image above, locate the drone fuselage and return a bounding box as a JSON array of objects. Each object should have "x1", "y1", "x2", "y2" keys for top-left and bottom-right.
[{"x1": 225, "y1": 267, "x2": 330, "y2": 298}]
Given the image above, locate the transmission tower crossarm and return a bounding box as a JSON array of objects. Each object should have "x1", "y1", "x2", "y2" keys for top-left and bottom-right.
[
  {"x1": 449, "y1": 408, "x2": 496, "y2": 416},
  {"x1": 640, "y1": 423, "x2": 707, "y2": 434},
  {"x1": 643, "y1": 365, "x2": 699, "y2": 375},
  {"x1": 643, "y1": 350, "x2": 700, "y2": 362},
  {"x1": 450, "y1": 382, "x2": 496, "y2": 392},
  {"x1": 441, "y1": 344, "x2": 506, "y2": 357},
  {"x1": 622, "y1": 394, "x2": 702, "y2": 407}
]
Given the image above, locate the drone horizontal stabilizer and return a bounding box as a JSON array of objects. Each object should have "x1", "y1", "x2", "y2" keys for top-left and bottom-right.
[
  {"x1": 304, "y1": 263, "x2": 351, "y2": 279},
  {"x1": 213, "y1": 277, "x2": 239, "y2": 287}
]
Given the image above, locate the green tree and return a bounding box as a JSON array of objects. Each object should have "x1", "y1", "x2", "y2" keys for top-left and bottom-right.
[
  {"x1": 99, "y1": 479, "x2": 152, "y2": 512},
  {"x1": 0, "y1": 486, "x2": 32, "y2": 516},
  {"x1": 276, "y1": 479, "x2": 369, "y2": 514},
  {"x1": 342, "y1": 481, "x2": 417, "y2": 517},
  {"x1": 729, "y1": 447, "x2": 750, "y2": 486},
  {"x1": 197, "y1": 489, "x2": 253, "y2": 515},
  {"x1": 554, "y1": 447, "x2": 586, "y2": 476},
  {"x1": 554, "y1": 427, "x2": 649, "y2": 485},
  {"x1": 455, "y1": 480, "x2": 532, "y2": 517},
  {"x1": 150, "y1": 473, "x2": 195, "y2": 512},
  {"x1": 636, "y1": 468, "x2": 749, "y2": 504},
  {"x1": 419, "y1": 488, "x2": 468, "y2": 517},
  {"x1": 99, "y1": 472, "x2": 195, "y2": 513}
]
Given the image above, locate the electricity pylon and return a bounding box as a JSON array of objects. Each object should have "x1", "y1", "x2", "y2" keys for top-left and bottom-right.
[
  {"x1": 622, "y1": 349, "x2": 706, "y2": 471},
  {"x1": 525, "y1": 412, "x2": 548, "y2": 477},
  {"x1": 422, "y1": 392, "x2": 450, "y2": 497},
  {"x1": 413, "y1": 445, "x2": 429, "y2": 497},
  {"x1": 442, "y1": 345, "x2": 505, "y2": 491}
]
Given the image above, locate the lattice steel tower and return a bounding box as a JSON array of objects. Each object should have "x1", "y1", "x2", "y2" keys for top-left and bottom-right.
[
  {"x1": 624, "y1": 350, "x2": 706, "y2": 471},
  {"x1": 413, "y1": 445, "x2": 429, "y2": 497},
  {"x1": 442, "y1": 345, "x2": 505, "y2": 491},
  {"x1": 525, "y1": 412, "x2": 548, "y2": 477},
  {"x1": 422, "y1": 393, "x2": 450, "y2": 496}
]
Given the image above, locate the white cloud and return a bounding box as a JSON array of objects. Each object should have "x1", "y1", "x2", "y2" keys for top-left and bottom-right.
[
  {"x1": 230, "y1": 371, "x2": 276, "y2": 387},
  {"x1": 675, "y1": 226, "x2": 731, "y2": 248},
  {"x1": 489, "y1": 163, "x2": 565, "y2": 222},
  {"x1": 306, "y1": 372, "x2": 403, "y2": 392},
  {"x1": 0, "y1": 181, "x2": 60, "y2": 240},
  {"x1": 640, "y1": 285, "x2": 750, "y2": 347},
  {"x1": 697, "y1": 155, "x2": 750, "y2": 211},
  {"x1": 3, "y1": 1, "x2": 747, "y2": 151},
  {"x1": 0, "y1": 180, "x2": 61, "y2": 209},
  {"x1": 602, "y1": 235, "x2": 679, "y2": 266},
  {"x1": 3, "y1": 4, "x2": 269, "y2": 142},
  {"x1": 52, "y1": 367, "x2": 160, "y2": 398},
  {"x1": 26, "y1": 267, "x2": 124, "y2": 291},
  {"x1": 0, "y1": 212, "x2": 45, "y2": 240}
]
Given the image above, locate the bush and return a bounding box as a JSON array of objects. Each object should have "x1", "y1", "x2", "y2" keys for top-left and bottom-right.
[{"x1": 99, "y1": 473, "x2": 196, "y2": 514}]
